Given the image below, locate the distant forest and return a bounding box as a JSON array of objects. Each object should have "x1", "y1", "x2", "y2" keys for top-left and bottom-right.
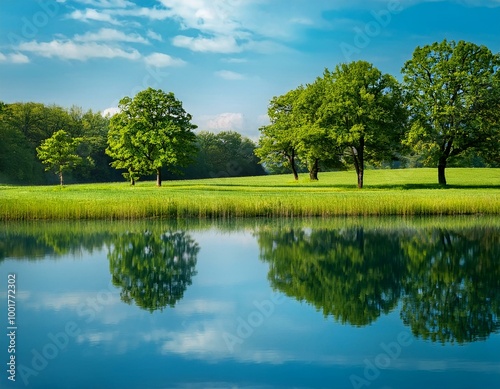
[{"x1": 0, "y1": 101, "x2": 265, "y2": 185}]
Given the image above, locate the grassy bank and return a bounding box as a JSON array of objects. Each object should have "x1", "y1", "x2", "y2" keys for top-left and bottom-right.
[{"x1": 0, "y1": 168, "x2": 499, "y2": 220}]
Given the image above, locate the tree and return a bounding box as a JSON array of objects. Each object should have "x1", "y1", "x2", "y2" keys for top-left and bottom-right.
[
  {"x1": 317, "y1": 61, "x2": 405, "y2": 188},
  {"x1": 106, "y1": 88, "x2": 197, "y2": 186},
  {"x1": 255, "y1": 87, "x2": 305, "y2": 180},
  {"x1": 36, "y1": 130, "x2": 86, "y2": 186},
  {"x1": 0, "y1": 103, "x2": 38, "y2": 183},
  {"x1": 402, "y1": 39, "x2": 500, "y2": 185},
  {"x1": 294, "y1": 80, "x2": 346, "y2": 180}
]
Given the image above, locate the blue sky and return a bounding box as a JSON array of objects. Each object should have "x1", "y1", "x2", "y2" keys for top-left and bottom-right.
[{"x1": 1, "y1": 0, "x2": 500, "y2": 138}]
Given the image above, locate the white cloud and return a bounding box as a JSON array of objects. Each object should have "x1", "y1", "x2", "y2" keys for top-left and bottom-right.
[
  {"x1": 69, "y1": 8, "x2": 121, "y2": 25},
  {"x1": 144, "y1": 52, "x2": 186, "y2": 67},
  {"x1": 74, "y1": 28, "x2": 148, "y2": 43},
  {"x1": 215, "y1": 69, "x2": 245, "y2": 80},
  {"x1": 222, "y1": 57, "x2": 247, "y2": 63},
  {"x1": 102, "y1": 107, "x2": 120, "y2": 116},
  {"x1": 74, "y1": 0, "x2": 134, "y2": 7},
  {"x1": 76, "y1": 331, "x2": 117, "y2": 345},
  {"x1": 110, "y1": 6, "x2": 171, "y2": 20},
  {"x1": 18, "y1": 40, "x2": 141, "y2": 61},
  {"x1": 172, "y1": 35, "x2": 241, "y2": 53},
  {"x1": 199, "y1": 112, "x2": 245, "y2": 132},
  {"x1": 10, "y1": 52, "x2": 30, "y2": 63},
  {"x1": 147, "y1": 30, "x2": 163, "y2": 42},
  {"x1": 175, "y1": 299, "x2": 234, "y2": 315},
  {"x1": 161, "y1": 328, "x2": 224, "y2": 356},
  {"x1": 158, "y1": 0, "x2": 243, "y2": 36},
  {"x1": 0, "y1": 52, "x2": 29, "y2": 64}
]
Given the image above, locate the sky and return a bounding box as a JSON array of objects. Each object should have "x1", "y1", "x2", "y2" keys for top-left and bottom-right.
[{"x1": 1, "y1": 0, "x2": 500, "y2": 139}]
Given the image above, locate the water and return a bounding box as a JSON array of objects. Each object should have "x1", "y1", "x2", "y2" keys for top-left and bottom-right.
[{"x1": 0, "y1": 218, "x2": 499, "y2": 389}]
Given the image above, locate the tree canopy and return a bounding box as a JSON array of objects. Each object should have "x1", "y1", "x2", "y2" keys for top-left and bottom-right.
[
  {"x1": 36, "y1": 130, "x2": 87, "y2": 186},
  {"x1": 402, "y1": 39, "x2": 500, "y2": 185},
  {"x1": 256, "y1": 61, "x2": 405, "y2": 187},
  {"x1": 106, "y1": 88, "x2": 198, "y2": 186},
  {"x1": 255, "y1": 87, "x2": 305, "y2": 180}
]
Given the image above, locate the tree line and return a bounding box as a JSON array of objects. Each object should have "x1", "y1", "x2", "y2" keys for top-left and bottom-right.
[
  {"x1": 256, "y1": 39, "x2": 500, "y2": 187},
  {"x1": 1, "y1": 39, "x2": 498, "y2": 187},
  {"x1": 0, "y1": 95, "x2": 264, "y2": 186}
]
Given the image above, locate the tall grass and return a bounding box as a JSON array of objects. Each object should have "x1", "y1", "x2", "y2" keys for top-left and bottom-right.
[{"x1": 1, "y1": 168, "x2": 499, "y2": 220}]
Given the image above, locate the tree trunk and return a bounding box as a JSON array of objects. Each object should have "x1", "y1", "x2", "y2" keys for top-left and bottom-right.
[
  {"x1": 288, "y1": 150, "x2": 299, "y2": 181},
  {"x1": 309, "y1": 159, "x2": 319, "y2": 181},
  {"x1": 438, "y1": 157, "x2": 447, "y2": 186},
  {"x1": 357, "y1": 168, "x2": 364, "y2": 189},
  {"x1": 352, "y1": 139, "x2": 364, "y2": 189},
  {"x1": 156, "y1": 167, "x2": 162, "y2": 187},
  {"x1": 438, "y1": 138, "x2": 453, "y2": 186},
  {"x1": 59, "y1": 170, "x2": 64, "y2": 186},
  {"x1": 130, "y1": 177, "x2": 135, "y2": 186}
]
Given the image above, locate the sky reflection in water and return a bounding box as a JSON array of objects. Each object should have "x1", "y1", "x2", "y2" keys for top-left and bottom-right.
[{"x1": 0, "y1": 218, "x2": 499, "y2": 389}]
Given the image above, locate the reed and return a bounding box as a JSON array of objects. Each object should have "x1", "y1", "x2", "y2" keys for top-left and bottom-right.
[{"x1": 1, "y1": 168, "x2": 498, "y2": 220}]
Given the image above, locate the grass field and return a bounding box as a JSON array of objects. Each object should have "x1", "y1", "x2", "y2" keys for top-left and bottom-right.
[{"x1": 0, "y1": 168, "x2": 499, "y2": 220}]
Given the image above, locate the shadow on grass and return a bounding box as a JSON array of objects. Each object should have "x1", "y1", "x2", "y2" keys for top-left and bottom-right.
[{"x1": 179, "y1": 182, "x2": 500, "y2": 191}]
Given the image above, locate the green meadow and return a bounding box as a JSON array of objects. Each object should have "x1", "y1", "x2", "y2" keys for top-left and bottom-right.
[{"x1": 1, "y1": 168, "x2": 499, "y2": 220}]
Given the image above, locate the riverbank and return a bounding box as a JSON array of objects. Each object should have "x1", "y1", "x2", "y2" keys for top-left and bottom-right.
[{"x1": 1, "y1": 168, "x2": 499, "y2": 220}]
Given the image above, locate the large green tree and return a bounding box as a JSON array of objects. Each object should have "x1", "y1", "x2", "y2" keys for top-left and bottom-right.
[
  {"x1": 36, "y1": 130, "x2": 86, "y2": 186},
  {"x1": 106, "y1": 88, "x2": 197, "y2": 186},
  {"x1": 317, "y1": 61, "x2": 405, "y2": 188},
  {"x1": 402, "y1": 39, "x2": 500, "y2": 185},
  {"x1": 295, "y1": 80, "x2": 346, "y2": 180},
  {"x1": 255, "y1": 87, "x2": 304, "y2": 180}
]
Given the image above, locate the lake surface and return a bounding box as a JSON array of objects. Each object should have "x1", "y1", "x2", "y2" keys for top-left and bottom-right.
[{"x1": 1, "y1": 217, "x2": 499, "y2": 389}]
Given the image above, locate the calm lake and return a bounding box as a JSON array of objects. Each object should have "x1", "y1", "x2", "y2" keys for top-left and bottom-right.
[{"x1": 1, "y1": 217, "x2": 499, "y2": 389}]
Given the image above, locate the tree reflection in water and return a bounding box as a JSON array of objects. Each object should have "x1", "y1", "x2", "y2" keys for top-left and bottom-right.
[
  {"x1": 400, "y1": 227, "x2": 500, "y2": 343},
  {"x1": 108, "y1": 230, "x2": 199, "y2": 312},
  {"x1": 257, "y1": 224, "x2": 500, "y2": 343}
]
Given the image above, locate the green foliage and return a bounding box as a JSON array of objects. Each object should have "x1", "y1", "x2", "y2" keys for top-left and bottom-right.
[
  {"x1": 106, "y1": 88, "x2": 197, "y2": 186},
  {"x1": 36, "y1": 130, "x2": 86, "y2": 186},
  {"x1": 189, "y1": 131, "x2": 265, "y2": 178},
  {"x1": 315, "y1": 61, "x2": 405, "y2": 187},
  {"x1": 0, "y1": 104, "x2": 38, "y2": 183},
  {"x1": 0, "y1": 101, "x2": 116, "y2": 184},
  {"x1": 402, "y1": 39, "x2": 500, "y2": 185},
  {"x1": 257, "y1": 61, "x2": 405, "y2": 185},
  {"x1": 255, "y1": 87, "x2": 305, "y2": 180}
]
